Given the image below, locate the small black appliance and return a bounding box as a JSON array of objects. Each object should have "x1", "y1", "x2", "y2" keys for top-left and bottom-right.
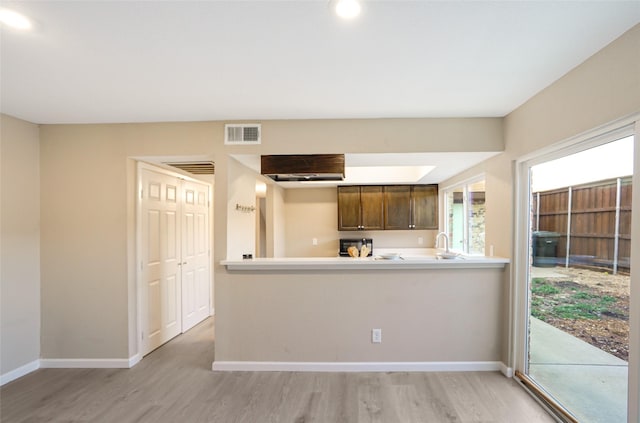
[{"x1": 339, "y1": 238, "x2": 373, "y2": 257}]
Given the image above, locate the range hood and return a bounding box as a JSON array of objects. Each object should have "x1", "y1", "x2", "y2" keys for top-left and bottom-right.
[{"x1": 261, "y1": 154, "x2": 345, "y2": 182}]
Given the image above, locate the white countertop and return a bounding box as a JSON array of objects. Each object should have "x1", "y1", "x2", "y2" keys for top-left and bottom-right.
[{"x1": 221, "y1": 253, "x2": 509, "y2": 271}]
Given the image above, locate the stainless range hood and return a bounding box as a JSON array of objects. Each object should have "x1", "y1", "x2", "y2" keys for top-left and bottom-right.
[{"x1": 261, "y1": 154, "x2": 345, "y2": 182}]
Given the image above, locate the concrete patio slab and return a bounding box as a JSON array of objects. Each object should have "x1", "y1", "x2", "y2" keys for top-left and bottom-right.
[
  {"x1": 530, "y1": 318, "x2": 626, "y2": 366},
  {"x1": 529, "y1": 317, "x2": 628, "y2": 423}
]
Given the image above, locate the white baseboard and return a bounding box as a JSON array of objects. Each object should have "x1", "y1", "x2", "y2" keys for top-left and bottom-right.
[
  {"x1": 2, "y1": 354, "x2": 142, "y2": 385},
  {"x1": 128, "y1": 353, "x2": 142, "y2": 368},
  {"x1": 41, "y1": 358, "x2": 135, "y2": 369},
  {"x1": 212, "y1": 360, "x2": 503, "y2": 373},
  {"x1": 0, "y1": 359, "x2": 40, "y2": 386},
  {"x1": 500, "y1": 362, "x2": 514, "y2": 378}
]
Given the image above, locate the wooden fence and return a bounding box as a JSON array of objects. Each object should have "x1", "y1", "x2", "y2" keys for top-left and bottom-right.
[{"x1": 532, "y1": 176, "x2": 632, "y2": 273}]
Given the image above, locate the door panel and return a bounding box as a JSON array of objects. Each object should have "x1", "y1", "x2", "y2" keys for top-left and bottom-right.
[
  {"x1": 196, "y1": 267, "x2": 208, "y2": 311},
  {"x1": 141, "y1": 168, "x2": 182, "y2": 355},
  {"x1": 148, "y1": 210, "x2": 161, "y2": 263},
  {"x1": 148, "y1": 279, "x2": 161, "y2": 339},
  {"x1": 520, "y1": 135, "x2": 634, "y2": 422},
  {"x1": 182, "y1": 266, "x2": 196, "y2": 323},
  {"x1": 165, "y1": 274, "x2": 178, "y2": 328},
  {"x1": 181, "y1": 179, "x2": 211, "y2": 332},
  {"x1": 165, "y1": 210, "x2": 177, "y2": 260}
]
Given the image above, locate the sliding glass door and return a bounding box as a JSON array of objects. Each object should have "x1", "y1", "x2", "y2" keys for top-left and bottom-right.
[{"x1": 516, "y1": 132, "x2": 634, "y2": 422}]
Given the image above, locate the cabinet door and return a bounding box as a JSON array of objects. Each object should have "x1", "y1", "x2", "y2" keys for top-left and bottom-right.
[
  {"x1": 413, "y1": 185, "x2": 438, "y2": 229},
  {"x1": 338, "y1": 186, "x2": 362, "y2": 231},
  {"x1": 360, "y1": 186, "x2": 384, "y2": 230},
  {"x1": 384, "y1": 186, "x2": 412, "y2": 230}
]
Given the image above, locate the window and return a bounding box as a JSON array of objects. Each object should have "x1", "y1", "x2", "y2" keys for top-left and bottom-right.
[{"x1": 444, "y1": 178, "x2": 485, "y2": 255}]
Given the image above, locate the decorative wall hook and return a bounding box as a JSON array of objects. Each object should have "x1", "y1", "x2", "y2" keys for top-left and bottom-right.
[{"x1": 236, "y1": 203, "x2": 256, "y2": 213}]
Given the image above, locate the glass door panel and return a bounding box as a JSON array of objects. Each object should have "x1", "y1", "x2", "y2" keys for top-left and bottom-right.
[{"x1": 525, "y1": 136, "x2": 633, "y2": 423}]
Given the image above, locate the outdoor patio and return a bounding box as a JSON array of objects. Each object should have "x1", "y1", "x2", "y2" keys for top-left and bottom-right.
[{"x1": 529, "y1": 267, "x2": 629, "y2": 423}]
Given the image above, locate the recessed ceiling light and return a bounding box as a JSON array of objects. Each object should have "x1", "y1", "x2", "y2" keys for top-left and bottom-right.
[
  {"x1": 333, "y1": 0, "x2": 361, "y2": 20},
  {"x1": 0, "y1": 8, "x2": 32, "y2": 30}
]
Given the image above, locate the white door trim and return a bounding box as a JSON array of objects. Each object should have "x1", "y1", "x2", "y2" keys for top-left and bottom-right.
[{"x1": 511, "y1": 114, "x2": 638, "y2": 375}]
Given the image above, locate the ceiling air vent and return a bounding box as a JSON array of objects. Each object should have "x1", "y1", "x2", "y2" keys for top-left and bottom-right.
[
  {"x1": 225, "y1": 124, "x2": 261, "y2": 145},
  {"x1": 165, "y1": 161, "x2": 215, "y2": 175}
]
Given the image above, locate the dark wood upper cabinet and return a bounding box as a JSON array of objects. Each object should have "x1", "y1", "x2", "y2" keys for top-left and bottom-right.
[
  {"x1": 339, "y1": 184, "x2": 437, "y2": 231},
  {"x1": 337, "y1": 186, "x2": 362, "y2": 231},
  {"x1": 338, "y1": 186, "x2": 384, "y2": 231},
  {"x1": 383, "y1": 185, "x2": 438, "y2": 230},
  {"x1": 383, "y1": 186, "x2": 412, "y2": 230},
  {"x1": 411, "y1": 185, "x2": 438, "y2": 229},
  {"x1": 359, "y1": 186, "x2": 384, "y2": 230}
]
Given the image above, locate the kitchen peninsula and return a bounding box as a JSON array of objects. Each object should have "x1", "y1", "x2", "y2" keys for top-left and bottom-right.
[
  {"x1": 216, "y1": 251, "x2": 511, "y2": 375},
  {"x1": 222, "y1": 253, "x2": 508, "y2": 270}
]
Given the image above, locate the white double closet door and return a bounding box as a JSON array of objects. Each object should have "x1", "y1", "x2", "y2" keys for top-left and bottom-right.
[{"x1": 139, "y1": 164, "x2": 211, "y2": 356}]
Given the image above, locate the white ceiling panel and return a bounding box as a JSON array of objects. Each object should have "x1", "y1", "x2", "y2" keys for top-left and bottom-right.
[{"x1": 1, "y1": 1, "x2": 639, "y2": 124}]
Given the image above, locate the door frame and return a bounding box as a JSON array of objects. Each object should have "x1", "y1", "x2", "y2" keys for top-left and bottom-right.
[
  {"x1": 135, "y1": 161, "x2": 213, "y2": 359},
  {"x1": 511, "y1": 114, "x2": 639, "y2": 418}
]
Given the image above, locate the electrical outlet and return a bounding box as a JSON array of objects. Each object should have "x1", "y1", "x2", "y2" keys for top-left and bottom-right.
[
  {"x1": 312, "y1": 238, "x2": 318, "y2": 246},
  {"x1": 372, "y1": 328, "x2": 382, "y2": 343},
  {"x1": 418, "y1": 236, "x2": 424, "y2": 245}
]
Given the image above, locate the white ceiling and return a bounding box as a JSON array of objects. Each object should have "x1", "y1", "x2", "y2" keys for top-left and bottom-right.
[
  {"x1": 1, "y1": 1, "x2": 639, "y2": 125},
  {"x1": 2, "y1": 1, "x2": 638, "y2": 186}
]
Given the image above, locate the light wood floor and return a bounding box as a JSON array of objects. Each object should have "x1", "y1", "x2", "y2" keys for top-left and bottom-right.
[{"x1": 1, "y1": 318, "x2": 555, "y2": 422}]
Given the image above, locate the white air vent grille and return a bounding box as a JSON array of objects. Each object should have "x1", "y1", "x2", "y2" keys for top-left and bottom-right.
[{"x1": 225, "y1": 124, "x2": 261, "y2": 145}]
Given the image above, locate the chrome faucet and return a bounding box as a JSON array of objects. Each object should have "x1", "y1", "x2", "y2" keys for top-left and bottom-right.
[{"x1": 435, "y1": 232, "x2": 450, "y2": 253}]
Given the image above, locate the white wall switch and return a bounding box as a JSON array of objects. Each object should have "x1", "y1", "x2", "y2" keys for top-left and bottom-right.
[
  {"x1": 312, "y1": 238, "x2": 318, "y2": 246},
  {"x1": 372, "y1": 328, "x2": 382, "y2": 343}
]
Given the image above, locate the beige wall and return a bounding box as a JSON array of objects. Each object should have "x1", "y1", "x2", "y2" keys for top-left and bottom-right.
[
  {"x1": 1, "y1": 115, "x2": 41, "y2": 376},
  {"x1": 227, "y1": 157, "x2": 258, "y2": 260},
  {"x1": 35, "y1": 117, "x2": 501, "y2": 361},
  {"x1": 259, "y1": 118, "x2": 504, "y2": 154},
  {"x1": 284, "y1": 188, "x2": 339, "y2": 257},
  {"x1": 283, "y1": 187, "x2": 439, "y2": 257},
  {"x1": 217, "y1": 268, "x2": 504, "y2": 362},
  {"x1": 266, "y1": 183, "x2": 286, "y2": 258},
  {"x1": 40, "y1": 124, "x2": 130, "y2": 359}
]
